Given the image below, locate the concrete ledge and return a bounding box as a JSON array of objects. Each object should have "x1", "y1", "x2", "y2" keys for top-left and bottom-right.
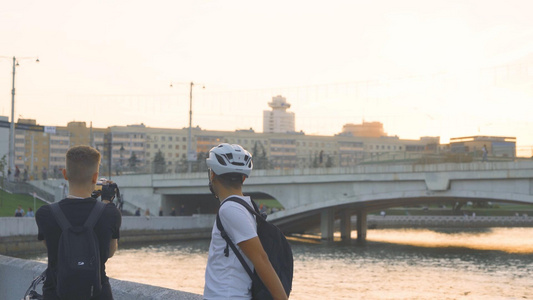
[
  {"x1": 0, "y1": 215, "x2": 215, "y2": 237},
  {"x1": 0, "y1": 255, "x2": 202, "y2": 300},
  {"x1": 0, "y1": 228, "x2": 213, "y2": 257}
]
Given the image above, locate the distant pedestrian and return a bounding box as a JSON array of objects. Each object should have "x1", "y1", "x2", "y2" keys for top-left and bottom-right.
[
  {"x1": 42, "y1": 167, "x2": 47, "y2": 180},
  {"x1": 135, "y1": 208, "x2": 141, "y2": 216},
  {"x1": 170, "y1": 207, "x2": 176, "y2": 216},
  {"x1": 145, "y1": 209, "x2": 151, "y2": 220},
  {"x1": 23, "y1": 168, "x2": 28, "y2": 182},
  {"x1": 26, "y1": 207, "x2": 35, "y2": 217},
  {"x1": 159, "y1": 207, "x2": 163, "y2": 216},
  {"x1": 15, "y1": 166, "x2": 20, "y2": 182},
  {"x1": 482, "y1": 145, "x2": 488, "y2": 162},
  {"x1": 380, "y1": 210, "x2": 386, "y2": 218},
  {"x1": 15, "y1": 205, "x2": 25, "y2": 217},
  {"x1": 180, "y1": 205, "x2": 185, "y2": 216}
]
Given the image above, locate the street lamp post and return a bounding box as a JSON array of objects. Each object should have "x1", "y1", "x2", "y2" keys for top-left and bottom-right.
[
  {"x1": 1, "y1": 56, "x2": 39, "y2": 176},
  {"x1": 170, "y1": 81, "x2": 204, "y2": 173}
]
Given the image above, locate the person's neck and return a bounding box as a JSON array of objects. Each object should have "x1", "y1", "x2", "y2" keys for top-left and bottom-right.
[
  {"x1": 218, "y1": 189, "x2": 244, "y2": 203},
  {"x1": 67, "y1": 184, "x2": 92, "y2": 199}
]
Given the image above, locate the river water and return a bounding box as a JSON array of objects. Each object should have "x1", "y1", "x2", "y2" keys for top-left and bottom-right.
[{"x1": 33, "y1": 228, "x2": 533, "y2": 299}]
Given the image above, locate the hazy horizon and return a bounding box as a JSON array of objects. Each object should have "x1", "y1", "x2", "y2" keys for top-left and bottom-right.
[{"x1": 1, "y1": 0, "x2": 532, "y2": 154}]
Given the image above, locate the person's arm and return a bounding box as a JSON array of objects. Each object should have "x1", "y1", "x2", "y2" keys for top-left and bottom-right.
[
  {"x1": 238, "y1": 237, "x2": 288, "y2": 300},
  {"x1": 109, "y1": 239, "x2": 118, "y2": 257}
]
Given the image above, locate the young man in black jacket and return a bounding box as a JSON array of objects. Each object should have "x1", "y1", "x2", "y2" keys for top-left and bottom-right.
[{"x1": 36, "y1": 146, "x2": 122, "y2": 299}]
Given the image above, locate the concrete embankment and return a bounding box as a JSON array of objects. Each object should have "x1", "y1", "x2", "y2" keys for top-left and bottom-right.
[
  {"x1": 0, "y1": 255, "x2": 202, "y2": 300},
  {"x1": 0, "y1": 215, "x2": 215, "y2": 256}
]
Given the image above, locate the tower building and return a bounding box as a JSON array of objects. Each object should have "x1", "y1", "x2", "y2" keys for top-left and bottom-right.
[{"x1": 263, "y1": 95, "x2": 295, "y2": 133}]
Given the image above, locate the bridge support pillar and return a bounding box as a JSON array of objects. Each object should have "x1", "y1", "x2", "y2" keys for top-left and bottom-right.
[
  {"x1": 320, "y1": 208, "x2": 334, "y2": 242},
  {"x1": 340, "y1": 210, "x2": 352, "y2": 242},
  {"x1": 356, "y1": 210, "x2": 367, "y2": 244}
]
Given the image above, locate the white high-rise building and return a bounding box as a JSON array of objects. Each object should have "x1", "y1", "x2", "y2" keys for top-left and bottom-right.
[{"x1": 263, "y1": 95, "x2": 295, "y2": 133}]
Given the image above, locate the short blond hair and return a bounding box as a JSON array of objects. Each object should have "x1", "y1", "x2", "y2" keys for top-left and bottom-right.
[{"x1": 65, "y1": 146, "x2": 101, "y2": 184}]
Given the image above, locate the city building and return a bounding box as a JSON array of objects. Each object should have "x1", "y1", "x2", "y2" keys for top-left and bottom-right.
[
  {"x1": 5, "y1": 115, "x2": 515, "y2": 177},
  {"x1": 341, "y1": 121, "x2": 387, "y2": 137},
  {"x1": 263, "y1": 95, "x2": 295, "y2": 133},
  {"x1": 450, "y1": 136, "x2": 516, "y2": 158}
]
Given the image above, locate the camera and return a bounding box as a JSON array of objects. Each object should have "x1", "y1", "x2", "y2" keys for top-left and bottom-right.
[{"x1": 91, "y1": 178, "x2": 120, "y2": 202}]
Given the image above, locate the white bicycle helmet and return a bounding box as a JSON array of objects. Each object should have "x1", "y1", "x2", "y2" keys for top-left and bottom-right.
[{"x1": 206, "y1": 143, "x2": 253, "y2": 177}]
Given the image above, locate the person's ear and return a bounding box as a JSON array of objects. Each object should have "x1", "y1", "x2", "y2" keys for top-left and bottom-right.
[
  {"x1": 91, "y1": 172, "x2": 99, "y2": 184},
  {"x1": 242, "y1": 175, "x2": 246, "y2": 183},
  {"x1": 62, "y1": 168, "x2": 68, "y2": 180}
]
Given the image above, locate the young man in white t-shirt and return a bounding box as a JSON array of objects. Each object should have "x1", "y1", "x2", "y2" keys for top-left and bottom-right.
[{"x1": 203, "y1": 143, "x2": 288, "y2": 300}]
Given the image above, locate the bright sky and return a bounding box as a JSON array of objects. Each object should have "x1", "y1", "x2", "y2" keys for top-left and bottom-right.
[{"x1": 1, "y1": 0, "x2": 532, "y2": 155}]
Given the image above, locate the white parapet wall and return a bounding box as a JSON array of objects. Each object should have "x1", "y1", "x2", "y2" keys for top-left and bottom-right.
[
  {"x1": 0, "y1": 215, "x2": 216, "y2": 256},
  {"x1": 0, "y1": 255, "x2": 202, "y2": 300},
  {"x1": 0, "y1": 215, "x2": 215, "y2": 237}
]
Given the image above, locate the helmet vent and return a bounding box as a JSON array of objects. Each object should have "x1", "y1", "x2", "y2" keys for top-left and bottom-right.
[
  {"x1": 225, "y1": 153, "x2": 233, "y2": 160},
  {"x1": 215, "y1": 154, "x2": 227, "y2": 165}
]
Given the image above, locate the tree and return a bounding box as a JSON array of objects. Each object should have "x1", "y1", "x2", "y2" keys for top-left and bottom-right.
[
  {"x1": 325, "y1": 155, "x2": 334, "y2": 168},
  {"x1": 252, "y1": 141, "x2": 269, "y2": 170},
  {"x1": 153, "y1": 150, "x2": 166, "y2": 174},
  {"x1": 193, "y1": 152, "x2": 208, "y2": 173},
  {"x1": 128, "y1": 152, "x2": 139, "y2": 170}
]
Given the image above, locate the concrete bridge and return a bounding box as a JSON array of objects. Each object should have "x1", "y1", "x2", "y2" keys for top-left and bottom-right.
[{"x1": 29, "y1": 161, "x2": 533, "y2": 243}]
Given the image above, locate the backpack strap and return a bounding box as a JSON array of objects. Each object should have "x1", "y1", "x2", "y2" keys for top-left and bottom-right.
[
  {"x1": 84, "y1": 201, "x2": 106, "y2": 229},
  {"x1": 50, "y1": 202, "x2": 72, "y2": 231},
  {"x1": 216, "y1": 197, "x2": 263, "y2": 284},
  {"x1": 51, "y1": 200, "x2": 106, "y2": 231},
  {"x1": 222, "y1": 197, "x2": 267, "y2": 221}
]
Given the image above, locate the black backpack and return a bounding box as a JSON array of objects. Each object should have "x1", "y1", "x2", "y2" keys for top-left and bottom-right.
[
  {"x1": 50, "y1": 201, "x2": 106, "y2": 300},
  {"x1": 216, "y1": 197, "x2": 293, "y2": 299}
]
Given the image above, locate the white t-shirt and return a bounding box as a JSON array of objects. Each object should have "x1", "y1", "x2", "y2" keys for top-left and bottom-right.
[{"x1": 204, "y1": 196, "x2": 258, "y2": 300}]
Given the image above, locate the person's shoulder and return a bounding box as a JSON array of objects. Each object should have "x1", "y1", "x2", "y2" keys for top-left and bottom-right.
[
  {"x1": 102, "y1": 202, "x2": 120, "y2": 213},
  {"x1": 102, "y1": 202, "x2": 121, "y2": 220},
  {"x1": 220, "y1": 197, "x2": 253, "y2": 216},
  {"x1": 36, "y1": 204, "x2": 52, "y2": 216},
  {"x1": 35, "y1": 204, "x2": 53, "y2": 223}
]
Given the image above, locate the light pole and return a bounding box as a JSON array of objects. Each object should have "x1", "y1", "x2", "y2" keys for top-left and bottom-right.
[
  {"x1": 1, "y1": 56, "x2": 39, "y2": 176},
  {"x1": 170, "y1": 81, "x2": 204, "y2": 173}
]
